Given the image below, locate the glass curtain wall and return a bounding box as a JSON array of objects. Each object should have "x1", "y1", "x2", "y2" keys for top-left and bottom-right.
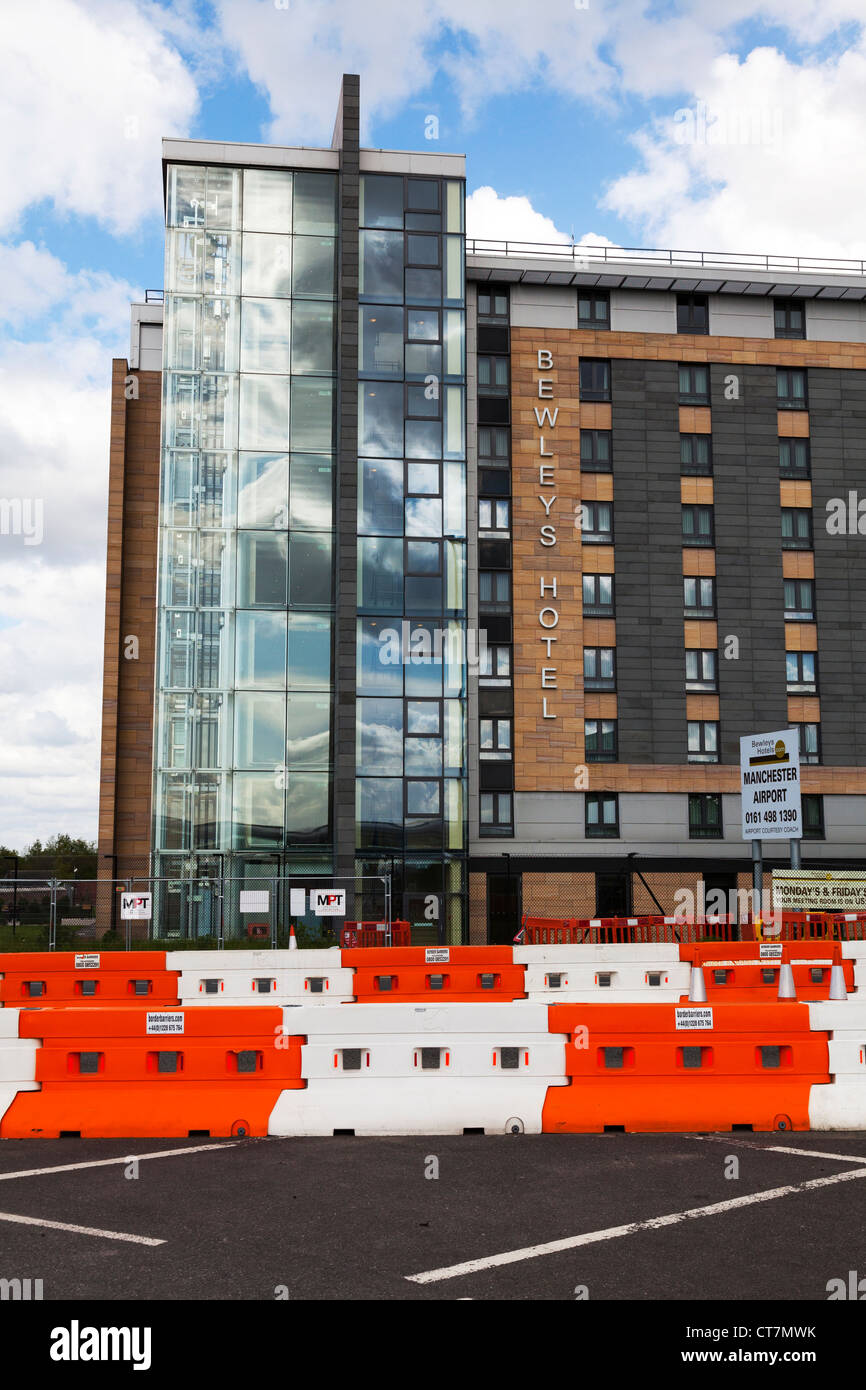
[
  {"x1": 155, "y1": 163, "x2": 338, "y2": 890},
  {"x1": 355, "y1": 173, "x2": 468, "y2": 941}
]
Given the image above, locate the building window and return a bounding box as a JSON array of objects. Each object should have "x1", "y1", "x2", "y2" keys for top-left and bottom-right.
[
  {"x1": 688, "y1": 720, "x2": 719, "y2": 763},
  {"x1": 477, "y1": 290, "x2": 508, "y2": 319},
  {"x1": 779, "y1": 438, "x2": 810, "y2": 478},
  {"x1": 480, "y1": 791, "x2": 513, "y2": 833},
  {"x1": 777, "y1": 368, "x2": 807, "y2": 408},
  {"x1": 784, "y1": 578, "x2": 815, "y2": 620},
  {"x1": 478, "y1": 355, "x2": 509, "y2": 392},
  {"x1": 676, "y1": 293, "x2": 709, "y2": 334},
  {"x1": 480, "y1": 718, "x2": 512, "y2": 757},
  {"x1": 682, "y1": 504, "x2": 714, "y2": 546},
  {"x1": 786, "y1": 651, "x2": 817, "y2": 693},
  {"x1": 580, "y1": 429, "x2": 612, "y2": 472},
  {"x1": 689, "y1": 793, "x2": 723, "y2": 839},
  {"x1": 478, "y1": 499, "x2": 510, "y2": 532},
  {"x1": 586, "y1": 792, "x2": 619, "y2": 838},
  {"x1": 685, "y1": 648, "x2": 717, "y2": 692},
  {"x1": 796, "y1": 723, "x2": 821, "y2": 765},
  {"x1": 578, "y1": 292, "x2": 610, "y2": 328},
  {"x1": 579, "y1": 359, "x2": 611, "y2": 402},
  {"x1": 583, "y1": 572, "x2": 614, "y2": 616},
  {"x1": 480, "y1": 644, "x2": 512, "y2": 680},
  {"x1": 680, "y1": 433, "x2": 712, "y2": 475},
  {"x1": 478, "y1": 571, "x2": 511, "y2": 606},
  {"x1": 678, "y1": 364, "x2": 710, "y2": 404},
  {"x1": 584, "y1": 647, "x2": 616, "y2": 691},
  {"x1": 774, "y1": 299, "x2": 806, "y2": 339},
  {"x1": 802, "y1": 793, "x2": 824, "y2": 839},
  {"x1": 582, "y1": 500, "x2": 613, "y2": 544},
  {"x1": 684, "y1": 576, "x2": 715, "y2": 618},
  {"x1": 781, "y1": 508, "x2": 812, "y2": 549},
  {"x1": 585, "y1": 719, "x2": 617, "y2": 762},
  {"x1": 478, "y1": 425, "x2": 509, "y2": 463}
]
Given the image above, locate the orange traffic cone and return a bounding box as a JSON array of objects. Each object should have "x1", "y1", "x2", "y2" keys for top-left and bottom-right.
[{"x1": 289, "y1": 923, "x2": 298, "y2": 951}]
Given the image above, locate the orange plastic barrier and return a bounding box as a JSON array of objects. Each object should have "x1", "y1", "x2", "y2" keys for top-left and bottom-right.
[
  {"x1": 542, "y1": 1001, "x2": 830, "y2": 1133},
  {"x1": 1, "y1": 1006, "x2": 304, "y2": 1139},
  {"x1": 345, "y1": 946, "x2": 526, "y2": 1002},
  {"x1": 340, "y1": 921, "x2": 411, "y2": 948},
  {"x1": 520, "y1": 915, "x2": 742, "y2": 945},
  {"x1": 679, "y1": 941, "x2": 854, "y2": 1000},
  {"x1": 0, "y1": 951, "x2": 179, "y2": 1006}
]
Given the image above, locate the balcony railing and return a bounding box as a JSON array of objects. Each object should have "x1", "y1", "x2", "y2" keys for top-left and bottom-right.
[{"x1": 465, "y1": 239, "x2": 866, "y2": 278}]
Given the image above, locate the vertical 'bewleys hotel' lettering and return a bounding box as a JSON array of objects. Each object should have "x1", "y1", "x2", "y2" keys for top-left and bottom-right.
[{"x1": 536, "y1": 349, "x2": 558, "y2": 720}]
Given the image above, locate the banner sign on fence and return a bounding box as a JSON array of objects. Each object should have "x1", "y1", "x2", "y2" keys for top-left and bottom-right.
[
  {"x1": 239, "y1": 890, "x2": 269, "y2": 913},
  {"x1": 120, "y1": 893, "x2": 152, "y2": 921},
  {"x1": 740, "y1": 729, "x2": 801, "y2": 839},
  {"x1": 773, "y1": 870, "x2": 866, "y2": 913},
  {"x1": 146, "y1": 1012, "x2": 184, "y2": 1035},
  {"x1": 290, "y1": 889, "x2": 307, "y2": 916},
  {"x1": 74, "y1": 953, "x2": 100, "y2": 969},
  {"x1": 311, "y1": 889, "x2": 346, "y2": 916}
]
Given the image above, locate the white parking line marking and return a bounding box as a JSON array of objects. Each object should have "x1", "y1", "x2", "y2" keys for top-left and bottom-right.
[
  {"x1": 0, "y1": 1211, "x2": 165, "y2": 1245},
  {"x1": 0, "y1": 1141, "x2": 240, "y2": 1183},
  {"x1": 405, "y1": 1166, "x2": 866, "y2": 1284},
  {"x1": 688, "y1": 1135, "x2": 866, "y2": 1164}
]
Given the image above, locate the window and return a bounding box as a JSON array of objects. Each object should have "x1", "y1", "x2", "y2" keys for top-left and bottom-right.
[
  {"x1": 678, "y1": 364, "x2": 710, "y2": 404},
  {"x1": 781, "y1": 508, "x2": 812, "y2": 549},
  {"x1": 480, "y1": 791, "x2": 512, "y2": 831},
  {"x1": 777, "y1": 368, "x2": 807, "y2": 408},
  {"x1": 478, "y1": 289, "x2": 508, "y2": 318},
  {"x1": 586, "y1": 793, "x2": 619, "y2": 838},
  {"x1": 683, "y1": 576, "x2": 715, "y2": 618},
  {"x1": 779, "y1": 438, "x2": 810, "y2": 478},
  {"x1": 786, "y1": 651, "x2": 817, "y2": 693},
  {"x1": 784, "y1": 578, "x2": 815, "y2": 620},
  {"x1": 478, "y1": 356, "x2": 509, "y2": 392},
  {"x1": 802, "y1": 793, "x2": 825, "y2": 839},
  {"x1": 579, "y1": 359, "x2": 611, "y2": 402},
  {"x1": 582, "y1": 500, "x2": 613, "y2": 544},
  {"x1": 685, "y1": 649, "x2": 717, "y2": 691},
  {"x1": 480, "y1": 644, "x2": 512, "y2": 680},
  {"x1": 478, "y1": 571, "x2": 511, "y2": 605},
  {"x1": 680, "y1": 434, "x2": 712, "y2": 475},
  {"x1": 774, "y1": 299, "x2": 806, "y2": 339},
  {"x1": 478, "y1": 499, "x2": 510, "y2": 532},
  {"x1": 689, "y1": 793, "x2": 723, "y2": 839},
  {"x1": 585, "y1": 719, "x2": 617, "y2": 762},
  {"x1": 688, "y1": 721, "x2": 719, "y2": 763},
  {"x1": 682, "y1": 504, "x2": 714, "y2": 546},
  {"x1": 583, "y1": 573, "x2": 614, "y2": 616},
  {"x1": 676, "y1": 293, "x2": 709, "y2": 334},
  {"x1": 478, "y1": 425, "x2": 509, "y2": 463},
  {"x1": 580, "y1": 429, "x2": 612, "y2": 472},
  {"x1": 796, "y1": 723, "x2": 821, "y2": 765},
  {"x1": 578, "y1": 292, "x2": 610, "y2": 328},
  {"x1": 480, "y1": 718, "x2": 512, "y2": 757},
  {"x1": 584, "y1": 647, "x2": 615, "y2": 691}
]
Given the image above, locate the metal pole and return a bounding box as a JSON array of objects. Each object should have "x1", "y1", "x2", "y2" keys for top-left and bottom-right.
[
  {"x1": 385, "y1": 874, "x2": 392, "y2": 948},
  {"x1": 49, "y1": 879, "x2": 57, "y2": 952},
  {"x1": 125, "y1": 877, "x2": 132, "y2": 951},
  {"x1": 11, "y1": 855, "x2": 17, "y2": 939},
  {"x1": 271, "y1": 877, "x2": 277, "y2": 952},
  {"x1": 752, "y1": 840, "x2": 763, "y2": 933},
  {"x1": 790, "y1": 838, "x2": 802, "y2": 869}
]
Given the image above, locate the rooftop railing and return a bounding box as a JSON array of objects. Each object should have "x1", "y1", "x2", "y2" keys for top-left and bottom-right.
[{"x1": 465, "y1": 238, "x2": 866, "y2": 278}]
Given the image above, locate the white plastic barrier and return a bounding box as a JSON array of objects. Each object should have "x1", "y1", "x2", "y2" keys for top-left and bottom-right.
[
  {"x1": 0, "y1": 1009, "x2": 39, "y2": 1126},
  {"x1": 808, "y1": 1001, "x2": 866, "y2": 1128},
  {"x1": 515, "y1": 943, "x2": 689, "y2": 1002},
  {"x1": 165, "y1": 948, "x2": 354, "y2": 1006},
  {"x1": 268, "y1": 1002, "x2": 567, "y2": 1136}
]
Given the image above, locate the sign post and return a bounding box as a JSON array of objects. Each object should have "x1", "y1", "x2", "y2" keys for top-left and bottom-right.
[{"x1": 741, "y1": 729, "x2": 802, "y2": 928}]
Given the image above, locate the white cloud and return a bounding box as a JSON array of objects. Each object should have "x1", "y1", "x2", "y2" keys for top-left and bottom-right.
[{"x1": 0, "y1": 0, "x2": 199, "y2": 234}]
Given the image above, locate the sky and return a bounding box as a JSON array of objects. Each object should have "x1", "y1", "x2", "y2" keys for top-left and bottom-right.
[{"x1": 0, "y1": 0, "x2": 865, "y2": 850}]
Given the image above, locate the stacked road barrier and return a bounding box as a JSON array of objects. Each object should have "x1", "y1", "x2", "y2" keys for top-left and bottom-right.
[{"x1": 1, "y1": 914, "x2": 866, "y2": 1137}]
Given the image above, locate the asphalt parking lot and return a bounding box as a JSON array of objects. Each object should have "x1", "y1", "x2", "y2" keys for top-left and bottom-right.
[{"x1": 0, "y1": 1130, "x2": 865, "y2": 1303}]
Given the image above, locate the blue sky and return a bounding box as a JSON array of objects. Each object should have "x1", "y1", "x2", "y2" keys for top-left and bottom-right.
[{"x1": 0, "y1": 0, "x2": 865, "y2": 846}]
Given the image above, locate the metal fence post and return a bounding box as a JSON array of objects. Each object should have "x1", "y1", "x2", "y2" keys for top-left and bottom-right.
[
  {"x1": 271, "y1": 877, "x2": 278, "y2": 951},
  {"x1": 125, "y1": 878, "x2": 132, "y2": 951},
  {"x1": 49, "y1": 878, "x2": 57, "y2": 951}
]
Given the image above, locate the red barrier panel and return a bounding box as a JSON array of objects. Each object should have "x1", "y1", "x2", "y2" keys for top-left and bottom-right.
[
  {"x1": 339, "y1": 921, "x2": 411, "y2": 949},
  {"x1": 0, "y1": 951, "x2": 179, "y2": 1006},
  {"x1": 679, "y1": 941, "x2": 854, "y2": 1000},
  {"x1": 344, "y1": 946, "x2": 526, "y2": 1002}
]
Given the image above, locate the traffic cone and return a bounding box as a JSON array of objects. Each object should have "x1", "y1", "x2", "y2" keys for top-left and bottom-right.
[
  {"x1": 289, "y1": 923, "x2": 298, "y2": 951},
  {"x1": 689, "y1": 964, "x2": 707, "y2": 1002},
  {"x1": 777, "y1": 959, "x2": 797, "y2": 999},
  {"x1": 829, "y1": 950, "x2": 848, "y2": 1001}
]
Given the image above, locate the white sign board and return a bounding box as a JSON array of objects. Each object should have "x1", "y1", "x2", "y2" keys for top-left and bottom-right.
[
  {"x1": 675, "y1": 1007, "x2": 714, "y2": 1031},
  {"x1": 146, "y1": 1012, "x2": 184, "y2": 1035},
  {"x1": 425, "y1": 948, "x2": 450, "y2": 964},
  {"x1": 120, "y1": 893, "x2": 152, "y2": 921},
  {"x1": 740, "y1": 729, "x2": 801, "y2": 840},
  {"x1": 74, "y1": 953, "x2": 100, "y2": 969},
  {"x1": 239, "y1": 890, "x2": 269, "y2": 913},
  {"x1": 311, "y1": 889, "x2": 346, "y2": 917},
  {"x1": 289, "y1": 889, "x2": 307, "y2": 916}
]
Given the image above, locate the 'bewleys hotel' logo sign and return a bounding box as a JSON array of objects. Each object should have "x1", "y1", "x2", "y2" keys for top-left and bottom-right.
[{"x1": 535, "y1": 349, "x2": 562, "y2": 723}]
